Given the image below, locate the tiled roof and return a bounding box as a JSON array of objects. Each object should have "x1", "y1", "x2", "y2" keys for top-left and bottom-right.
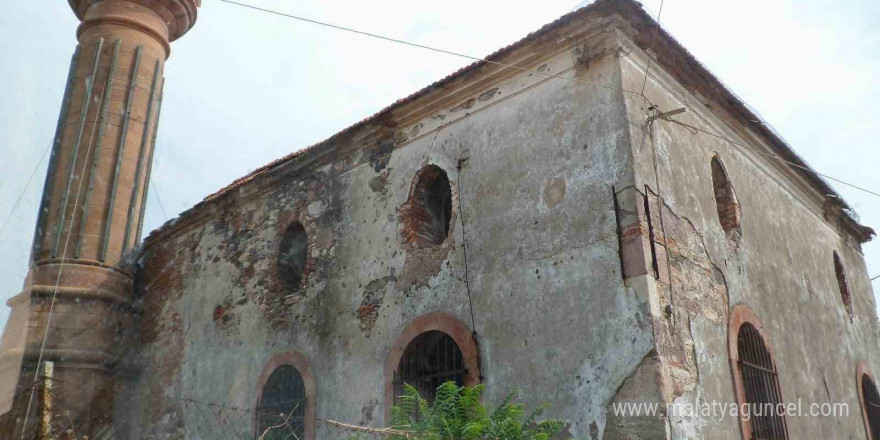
[{"x1": 145, "y1": 0, "x2": 872, "y2": 244}]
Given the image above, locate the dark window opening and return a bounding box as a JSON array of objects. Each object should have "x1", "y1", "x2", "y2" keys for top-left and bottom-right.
[
  {"x1": 711, "y1": 157, "x2": 741, "y2": 235},
  {"x1": 737, "y1": 323, "x2": 788, "y2": 440},
  {"x1": 393, "y1": 331, "x2": 464, "y2": 404},
  {"x1": 834, "y1": 252, "x2": 852, "y2": 316},
  {"x1": 863, "y1": 375, "x2": 880, "y2": 439},
  {"x1": 256, "y1": 365, "x2": 305, "y2": 440},
  {"x1": 402, "y1": 165, "x2": 452, "y2": 247},
  {"x1": 279, "y1": 222, "x2": 308, "y2": 291}
]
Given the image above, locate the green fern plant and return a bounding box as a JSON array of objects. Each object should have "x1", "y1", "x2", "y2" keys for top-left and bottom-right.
[{"x1": 389, "y1": 382, "x2": 567, "y2": 440}]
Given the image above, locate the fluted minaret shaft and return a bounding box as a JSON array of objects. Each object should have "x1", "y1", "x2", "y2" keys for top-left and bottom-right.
[
  {"x1": 0, "y1": 1, "x2": 199, "y2": 438},
  {"x1": 33, "y1": 5, "x2": 168, "y2": 265}
]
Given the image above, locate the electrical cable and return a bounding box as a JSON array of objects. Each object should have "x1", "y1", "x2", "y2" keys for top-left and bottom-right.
[
  {"x1": 150, "y1": 176, "x2": 169, "y2": 221},
  {"x1": 20, "y1": 70, "x2": 110, "y2": 438},
  {"x1": 639, "y1": 0, "x2": 664, "y2": 95},
  {"x1": 216, "y1": 0, "x2": 641, "y2": 96},
  {"x1": 11, "y1": 1, "x2": 880, "y2": 435},
  {"x1": 457, "y1": 153, "x2": 477, "y2": 337},
  {"x1": 0, "y1": 142, "x2": 51, "y2": 240},
  {"x1": 216, "y1": 0, "x2": 880, "y2": 202},
  {"x1": 657, "y1": 115, "x2": 880, "y2": 199}
]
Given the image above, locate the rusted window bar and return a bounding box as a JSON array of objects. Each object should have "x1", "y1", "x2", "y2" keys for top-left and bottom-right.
[
  {"x1": 255, "y1": 365, "x2": 305, "y2": 440},
  {"x1": 393, "y1": 331, "x2": 465, "y2": 404},
  {"x1": 738, "y1": 324, "x2": 788, "y2": 440}
]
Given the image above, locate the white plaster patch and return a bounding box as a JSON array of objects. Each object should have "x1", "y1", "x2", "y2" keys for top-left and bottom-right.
[{"x1": 307, "y1": 200, "x2": 326, "y2": 217}]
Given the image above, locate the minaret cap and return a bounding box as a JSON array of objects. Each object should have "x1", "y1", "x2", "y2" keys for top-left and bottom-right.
[{"x1": 68, "y1": 0, "x2": 201, "y2": 42}]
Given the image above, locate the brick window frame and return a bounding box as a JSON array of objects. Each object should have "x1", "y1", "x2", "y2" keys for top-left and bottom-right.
[
  {"x1": 834, "y1": 251, "x2": 853, "y2": 317},
  {"x1": 383, "y1": 313, "x2": 480, "y2": 424},
  {"x1": 277, "y1": 220, "x2": 315, "y2": 292},
  {"x1": 710, "y1": 155, "x2": 742, "y2": 237},
  {"x1": 400, "y1": 165, "x2": 453, "y2": 248},
  {"x1": 253, "y1": 351, "x2": 317, "y2": 440},
  {"x1": 857, "y1": 362, "x2": 880, "y2": 440},
  {"x1": 728, "y1": 305, "x2": 789, "y2": 440}
]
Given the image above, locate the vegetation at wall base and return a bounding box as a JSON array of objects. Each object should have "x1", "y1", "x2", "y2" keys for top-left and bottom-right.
[{"x1": 389, "y1": 382, "x2": 568, "y2": 440}]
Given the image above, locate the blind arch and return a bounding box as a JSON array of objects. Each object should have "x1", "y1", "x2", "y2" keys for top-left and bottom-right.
[{"x1": 710, "y1": 156, "x2": 741, "y2": 235}]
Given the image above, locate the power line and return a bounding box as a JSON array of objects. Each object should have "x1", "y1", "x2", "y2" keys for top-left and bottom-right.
[
  {"x1": 0, "y1": 142, "x2": 51, "y2": 240},
  {"x1": 639, "y1": 0, "x2": 665, "y2": 95},
  {"x1": 218, "y1": 0, "x2": 880, "y2": 202},
  {"x1": 216, "y1": 0, "x2": 640, "y2": 96},
  {"x1": 150, "y1": 176, "x2": 168, "y2": 221},
  {"x1": 657, "y1": 115, "x2": 880, "y2": 199},
  {"x1": 21, "y1": 66, "x2": 110, "y2": 437}
]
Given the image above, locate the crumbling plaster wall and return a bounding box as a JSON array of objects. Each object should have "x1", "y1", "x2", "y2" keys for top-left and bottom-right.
[
  {"x1": 619, "y1": 40, "x2": 880, "y2": 439},
  {"x1": 127, "y1": 38, "x2": 657, "y2": 439}
]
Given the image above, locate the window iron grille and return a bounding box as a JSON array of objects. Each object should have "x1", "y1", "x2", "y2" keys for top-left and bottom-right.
[
  {"x1": 863, "y1": 375, "x2": 880, "y2": 440},
  {"x1": 256, "y1": 365, "x2": 306, "y2": 440},
  {"x1": 737, "y1": 323, "x2": 788, "y2": 440},
  {"x1": 393, "y1": 331, "x2": 465, "y2": 404}
]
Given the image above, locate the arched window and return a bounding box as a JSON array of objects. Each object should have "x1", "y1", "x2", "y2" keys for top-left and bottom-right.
[
  {"x1": 862, "y1": 375, "x2": 880, "y2": 439},
  {"x1": 278, "y1": 222, "x2": 308, "y2": 291},
  {"x1": 401, "y1": 165, "x2": 452, "y2": 247},
  {"x1": 737, "y1": 323, "x2": 788, "y2": 439},
  {"x1": 384, "y1": 313, "x2": 481, "y2": 424},
  {"x1": 834, "y1": 252, "x2": 852, "y2": 316},
  {"x1": 393, "y1": 331, "x2": 465, "y2": 403},
  {"x1": 256, "y1": 365, "x2": 306, "y2": 440},
  {"x1": 710, "y1": 156, "x2": 741, "y2": 235}
]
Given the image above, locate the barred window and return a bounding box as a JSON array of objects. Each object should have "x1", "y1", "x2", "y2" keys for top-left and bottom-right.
[
  {"x1": 393, "y1": 331, "x2": 464, "y2": 403},
  {"x1": 401, "y1": 165, "x2": 452, "y2": 247},
  {"x1": 279, "y1": 222, "x2": 308, "y2": 291},
  {"x1": 862, "y1": 375, "x2": 880, "y2": 439},
  {"x1": 737, "y1": 323, "x2": 788, "y2": 440},
  {"x1": 711, "y1": 156, "x2": 741, "y2": 235},
  {"x1": 256, "y1": 365, "x2": 305, "y2": 440},
  {"x1": 834, "y1": 252, "x2": 852, "y2": 316}
]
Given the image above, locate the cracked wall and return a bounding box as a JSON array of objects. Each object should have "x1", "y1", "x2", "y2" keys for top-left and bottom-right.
[
  {"x1": 126, "y1": 29, "x2": 656, "y2": 440},
  {"x1": 118, "y1": 21, "x2": 880, "y2": 440},
  {"x1": 618, "y1": 33, "x2": 880, "y2": 439}
]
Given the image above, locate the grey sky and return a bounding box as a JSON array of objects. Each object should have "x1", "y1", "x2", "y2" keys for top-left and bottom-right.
[{"x1": 1, "y1": 0, "x2": 878, "y2": 330}]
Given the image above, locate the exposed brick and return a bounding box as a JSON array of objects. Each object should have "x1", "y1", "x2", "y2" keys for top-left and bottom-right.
[{"x1": 711, "y1": 157, "x2": 741, "y2": 235}]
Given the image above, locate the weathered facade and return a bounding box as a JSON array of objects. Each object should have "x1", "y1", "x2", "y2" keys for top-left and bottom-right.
[{"x1": 2, "y1": 0, "x2": 879, "y2": 439}]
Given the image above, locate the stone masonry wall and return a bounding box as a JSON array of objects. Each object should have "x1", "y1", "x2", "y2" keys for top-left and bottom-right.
[
  {"x1": 125, "y1": 35, "x2": 658, "y2": 440},
  {"x1": 619, "y1": 38, "x2": 880, "y2": 439}
]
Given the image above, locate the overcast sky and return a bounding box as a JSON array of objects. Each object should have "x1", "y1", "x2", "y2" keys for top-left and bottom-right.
[{"x1": 0, "y1": 0, "x2": 878, "y2": 330}]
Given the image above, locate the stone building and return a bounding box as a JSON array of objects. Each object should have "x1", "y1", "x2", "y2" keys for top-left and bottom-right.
[{"x1": 1, "y1": 0, "x2": 879, "y2": 439}]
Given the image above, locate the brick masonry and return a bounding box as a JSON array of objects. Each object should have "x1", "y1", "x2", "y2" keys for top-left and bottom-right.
[{"x1": 2, "y1": 1, "x2": 880, "y2": 440}]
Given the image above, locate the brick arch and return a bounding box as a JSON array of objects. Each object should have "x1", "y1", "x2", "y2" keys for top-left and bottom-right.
[
  {"x1": 400, "y1": 165, "x2": 453, "y2": 247},
  {"x1": 710, "y1": 154, "x2": 742, "y2": 236},
  {"x1": 728, "y1": 304, "x2": 788, "y2": 440},
  {"x1": 834, "y1": 251, "x2": 853, "y2": 317},
  {"x1": 857, "y1": 361, "x2": 880, "y2": 440},
  {"x1": 275, "y1": 216, "x2": 317, "y2": 293},
  {"x1": 383, "y1": 313, "x2": 480, "y2": 424},
  {"x1": 253, "y1": 351, "x2": 317, "y2": 440},
  {"x1": 278, "y1": 221, "x2": 309, "y2": 291}
]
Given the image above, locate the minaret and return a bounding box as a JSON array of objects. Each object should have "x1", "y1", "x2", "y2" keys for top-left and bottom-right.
[{"x1": 0, "y1": 1, "x2": 200, "y2": 437}]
